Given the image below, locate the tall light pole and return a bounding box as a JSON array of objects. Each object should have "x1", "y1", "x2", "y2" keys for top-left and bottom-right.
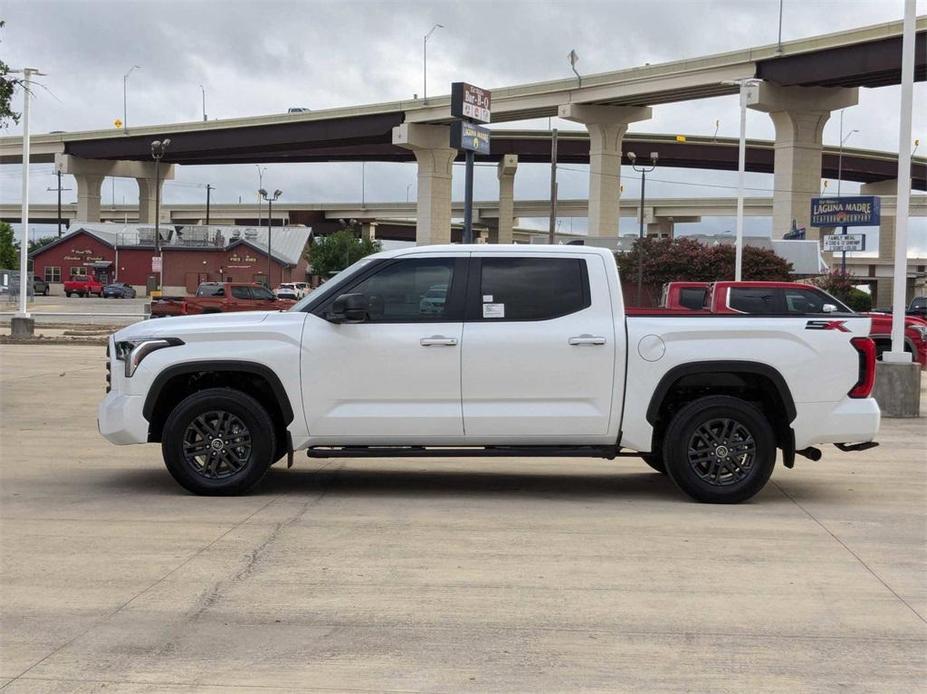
[
  {"x1": 423, "y1": 23, "x2": 443, "y2": 103},
  {"x1": 123, "y1": 65, "x2": 141, "y2": 134},
  {"x1": 14, "y1": 67, "x2": 44, "y2": 323},
  {"x1": 259, "y1": 188, "x2": 282, "y2": 287},
  {"x1": 724, "y1": 78, "x2": 760, "y2": 281},
  {"x1": 836, "y1": 111, "x2": 860, "y2": 273},
  {"x1": 205, "y1": 184, "x2": 214, "y2": 226},
  {"x1": 150, "y1": 138, "x2": 171, "y2": 292},
  {"x1": 627, "y1": 151, "x2": 659, "y2": 307},
  {"x1": 255, "y1": 165, "x2": 267, "y2": 227},
  {"x1": 200, "y1": 85, "x2": 207, "y2": 121}
]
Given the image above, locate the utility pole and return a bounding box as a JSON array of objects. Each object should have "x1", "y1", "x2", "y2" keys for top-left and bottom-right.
[
  {"x1": 628, "y1": 151, "x2": 659, "y2": 307},
  {"x1": 259, "y1": 189, "x2": 282, "y2": 287},
  {"x1": 47, "y1": 171, "x2": 71, "y2": 237},
  {"x1": 151, "y1": 139, "x2": 171, "y2": 292},
  {"x1": 15, "y1": 67, "x2": 44, "y2": 323},
  {"x1": 205, "y1": 184, "x2": 214, "y2": 226},
  {"x1": 548, "y1": 128, "x2": 558, "y2": 244}
]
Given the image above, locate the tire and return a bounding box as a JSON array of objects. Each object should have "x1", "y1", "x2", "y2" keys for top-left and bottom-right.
[
  {"x1": 65, "y1": 292, "x2": 72, "y2": 298},
  {"x1": 161, "y1": 388, "x2": 277, "y2": 496},
  {"x1": 641, "y1": 452, "x2": 666, "y2": 474},
  {"x1": 663, "y1": 395, "x2": 776, "y2": 504}
]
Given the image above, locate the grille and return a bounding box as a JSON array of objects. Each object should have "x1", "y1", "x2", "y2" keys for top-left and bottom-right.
[{"x1": 105, "y1": 342, "x2": 111, "y2": 393}]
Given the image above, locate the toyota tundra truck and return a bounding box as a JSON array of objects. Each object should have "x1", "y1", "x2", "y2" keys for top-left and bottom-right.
[{"x1": 99, "y1": 245, "x2": 880, "y2": 503}]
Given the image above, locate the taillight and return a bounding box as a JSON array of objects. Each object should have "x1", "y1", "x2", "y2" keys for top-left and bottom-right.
[{"x1": 849, "y1": 336, "x2": 876, "y2": 398}]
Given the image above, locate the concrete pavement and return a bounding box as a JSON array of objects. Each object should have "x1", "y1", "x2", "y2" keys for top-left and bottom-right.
[{"x1": 0, "y1": 345, "x2": 924, "y2": 692}]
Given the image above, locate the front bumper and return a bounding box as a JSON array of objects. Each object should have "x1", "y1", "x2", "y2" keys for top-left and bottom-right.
[{"x1": 98, "y1": 392, "x2": 149, "y2": 445}]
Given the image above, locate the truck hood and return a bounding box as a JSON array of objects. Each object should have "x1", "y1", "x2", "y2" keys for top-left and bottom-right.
[{"x1": 114, "y1": 311, "x2": 273, "y2": 342}]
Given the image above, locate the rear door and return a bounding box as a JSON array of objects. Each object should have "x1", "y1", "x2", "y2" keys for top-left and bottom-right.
[{"x1": 460, "y1": 252, "x2": 617, "y2": 441}]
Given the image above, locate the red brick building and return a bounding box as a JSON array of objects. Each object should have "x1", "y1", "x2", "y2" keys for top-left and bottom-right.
[{"x1": 31, "y1": 224, "x2": 311, "y2": 295}]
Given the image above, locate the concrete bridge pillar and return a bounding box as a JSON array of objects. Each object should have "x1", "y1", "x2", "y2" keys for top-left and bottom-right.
[
  {"x1": 360, "y1": 221, "x2": 378, "y2": 242},
  {"x1": 748, "y1": 84, "x2": 858, "y2": 239},
  {"x1": 496, "y1": 154, "x2": 518, "y2": 244},
  {"x1": 861, "y1": 180, "x2": 898, "y2": 306},
  {"x1": 74, "y1": 174, "x2": 104, "y2": 223},
  {"x1": 136, "y1": 177, "x2": 165, "y2": 224},
  {"x1": 560, "y1": 104, "x2": 652, "y2": 236},
  {"x1": 393, "y1": 124, "x2": 456, "y2": 245}
]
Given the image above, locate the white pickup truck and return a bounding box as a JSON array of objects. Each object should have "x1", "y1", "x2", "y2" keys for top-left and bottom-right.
[{"x1": 99, "y1": 245, "x2": 880, "y2": 503}]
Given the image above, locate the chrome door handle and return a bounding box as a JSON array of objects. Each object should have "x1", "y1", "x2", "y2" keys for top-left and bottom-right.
[
  {"x1": 420, "y1": 335, "x2": 458, "y2": 347},
  {"x1": 568, "y1": 334, "x2": 606, "y2": 346}
]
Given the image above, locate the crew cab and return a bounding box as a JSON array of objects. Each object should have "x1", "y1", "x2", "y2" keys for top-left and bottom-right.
[
  {"x1": 150, "y1": 282, "x2": 296, "y2": 317},
  {"x1": 99, "y1": 246, "x2": 880, "y2": 504},
  {"x1": 662, "y1": 281, "x2": 927, "y2": 367},
  {"x1": 64, "y1": 275, "x2": 104, "y2": 297}
]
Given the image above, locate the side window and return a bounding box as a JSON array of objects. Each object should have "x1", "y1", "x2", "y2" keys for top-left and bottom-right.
[
  {"x1": 679, "y1": 287, "x2": 707, "y2": 310},
  {"x1": 231, "y1": 286, "x2": 252, "y2": 300},
  {"x1": 728, "y1": 288, "x2": 780, "y2": 314},
  {"x1": 252, "y1": 287, "x2": 275, "y2": 301},
  {"x1": 347, "y1": 258, "x2": 455, "y2": 322},
  {"x1": 784, "y1": 288, "x2": 825, "y2": 314},
  {"x1": 197, "y1": 284, "x2": 225, "y2": 297},
  {"x1": 44, "y1": 267, "x2": 61, "y2": 283},
  {"x1": 478, "y1": 258, "x2": 589, "y2": 321}
]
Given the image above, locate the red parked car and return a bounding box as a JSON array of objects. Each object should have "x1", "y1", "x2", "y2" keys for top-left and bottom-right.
[
  {"x1": 661, "y1": 280, "x2": 927, "y2": 367},
  {"x1": 150, "y1": 282, "x2": 296, "y2": 318},
  {"x1": 64, "y1": 275, "x2": 104, "y2": 297}
]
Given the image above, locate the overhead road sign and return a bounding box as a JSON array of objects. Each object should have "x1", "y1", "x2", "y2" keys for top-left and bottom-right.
[
  {"x1": 810, "y1": 196, "x2": 881, "y2": 227},
  {"x1": 451, "y1": 82, "x2": 491, "y2": 124},
  {"x1": 823, "y1": 233, "x2": 866, "y2": 252},
  {"x1": 450, "y1": 121, "x2": 491, "y2": 155}
]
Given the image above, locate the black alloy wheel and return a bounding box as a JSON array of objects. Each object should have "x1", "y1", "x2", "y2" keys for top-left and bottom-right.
[
  {"x1": 663, "y1": 395, "x2": 776, "y2": 504},
  {"x1": 182, "y1": 410, "x2": 253, "y2": 480}
]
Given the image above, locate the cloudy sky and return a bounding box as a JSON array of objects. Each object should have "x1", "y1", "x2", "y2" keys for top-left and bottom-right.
[{"x1": 1, "y1": 0, "x2": 925, "y2": 252}]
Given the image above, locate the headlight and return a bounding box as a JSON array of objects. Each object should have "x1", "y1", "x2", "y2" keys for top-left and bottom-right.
[{"x1": 114, "y1": 337, "x2": 184, "y2": 377}]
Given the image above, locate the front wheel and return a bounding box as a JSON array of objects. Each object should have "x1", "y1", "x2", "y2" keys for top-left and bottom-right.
[
  {"x1": 161, "y1": 388, "x2": 277, "y2": 495},
  {"x1": 663, "y1": 395, "x2": 776, "y2": 504}
]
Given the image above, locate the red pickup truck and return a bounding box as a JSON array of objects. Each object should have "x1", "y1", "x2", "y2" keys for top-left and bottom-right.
[
  {"x1": 150, "y1": 282, "x2": 296, "y2": 318},
  {"x1": 661, "y1": 280, "x2": 927, "y2": 367},
  {"x1": 64, "y1": 275, "x2": 104, "y2": 297}
]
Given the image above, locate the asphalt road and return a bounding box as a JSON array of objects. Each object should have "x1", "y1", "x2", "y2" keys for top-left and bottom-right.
[{"x1": 1, "y1": 345, "x2": 924, "y2": 692}]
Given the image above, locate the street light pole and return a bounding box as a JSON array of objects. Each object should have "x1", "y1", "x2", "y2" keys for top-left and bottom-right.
[
  {"x1": 205, "y1": 184, "x2": 214, "y2": 226},
  {"x1": 548, "y1": 128, "x2": 558, "y2": 244},
  {"x1": 628, "y1": 151, "x2": 658, "y2": 307},
  {"x1": 15, "y1": 67, "x2": 43, "y2": 320},
  {"x1": 256, "y1": 165, "x2": 267, "y2": 227},
  {"x1": 259, "y1": 188, "x2": 282, "y2": 287},
  {"x1": 836, "y1": 112, "x2": 860, "y2": 273},
  {"x1": 150, "y1": 138, "x2": 171, "y2": 292},
  {"x1": 200, "y1": 85, "x2": 207, "y2": 121},
  {"x1": 123, "y1": 65, "x2": 140, "y2": 134},
  {"x1": 423, "y1": 24, "x2": 443, "y2": 103},
  {"x1": 723, "y1": 78, "x2": 760, "y2": 281}
]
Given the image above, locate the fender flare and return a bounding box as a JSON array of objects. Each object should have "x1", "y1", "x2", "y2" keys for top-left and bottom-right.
[
  {"x1": 645, "y1": 360, "x2": 796, "y2": 425},
  {"x1": 142, "y1": 360, "x2": 294, "y2": 424}
]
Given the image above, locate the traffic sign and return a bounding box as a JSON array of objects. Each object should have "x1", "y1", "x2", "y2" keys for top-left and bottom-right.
[
  {"x1": 450, "y1": 82, "x2": 491, "y2": 123},
  {"x1": 151, "y1": 256, "x2": 162, "y2": 272},
  {"x1": 823, "y1": 233, "x2": 866, "y2": 252}
]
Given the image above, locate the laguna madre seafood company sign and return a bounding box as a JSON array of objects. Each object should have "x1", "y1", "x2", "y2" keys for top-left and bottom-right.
[{"x1": 810, "y1": 196, "x2": 881, "y2": 227}]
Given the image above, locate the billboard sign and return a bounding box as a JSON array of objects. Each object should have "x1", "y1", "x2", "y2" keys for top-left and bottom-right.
[
  {"x1": 810, "y1": 196, "x2": 880, "y2": 227},
  {"x1": 450, "y1": 121, "x2": 491, "y2": 155},
  {"x1": 823, "y1": 233, "x2": 866, "y2": 252},
  {"x1": 450, "y1": 82, "x2": 491, "y2": 123}
]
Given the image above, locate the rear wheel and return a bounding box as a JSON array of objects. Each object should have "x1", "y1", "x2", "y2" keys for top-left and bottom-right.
[
  {"x1": 663, "y1": 395, "x2": 776, "y2": 504},
  {"x1": 161, "y1": 388, "x2": 276, "y2": 496}
]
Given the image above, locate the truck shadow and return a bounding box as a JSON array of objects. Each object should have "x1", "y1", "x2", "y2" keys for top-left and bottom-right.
[{"x1": 259, "y1": 465, "x2": 684, "y2": 502}]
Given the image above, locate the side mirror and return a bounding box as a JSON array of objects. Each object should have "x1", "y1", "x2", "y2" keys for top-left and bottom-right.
[
  {"x1": 328, "y1": 293, "x2": 369, "y2": 323},
  {"x1": 822, "y1": 303, "x2": 838, "y2": 313}
]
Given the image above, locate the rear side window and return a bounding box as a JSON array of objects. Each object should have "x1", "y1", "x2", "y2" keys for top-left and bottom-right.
[
  {"x1": 679, "y1": 287, "x2": 707, "y2": 310},
  {"x1": 478, "y1": 258, "x2": 590, "y2": 321},
  {"x1": 252, "y1": 287, "x2": 275, "y2": 300},
  {"x1": 231, "y1": 286, "x2": 252, "y2": 300},
  {"x1": 728, "y1": 288, "x2": 779, "y2": 314},
  {"x1": 197, "y1": 284, "x2": 224, "y2": 297}
]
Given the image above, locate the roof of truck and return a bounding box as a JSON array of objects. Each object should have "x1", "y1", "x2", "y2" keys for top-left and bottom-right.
[{"x1": 372, "y1": 244, "x2": 615, "y2": 260}]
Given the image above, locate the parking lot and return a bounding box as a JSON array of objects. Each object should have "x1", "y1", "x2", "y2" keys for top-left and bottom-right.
[{"x1": 0, "y1": 343, "x2": 924, "y2": 692}]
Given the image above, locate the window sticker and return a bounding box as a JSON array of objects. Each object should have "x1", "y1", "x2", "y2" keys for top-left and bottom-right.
[
  {"x1": 483, "y1": 303, "x2": 505, "y2": 318},
  {"x1": 482, "y1": 294, "x2": 493, "y2": 302}
]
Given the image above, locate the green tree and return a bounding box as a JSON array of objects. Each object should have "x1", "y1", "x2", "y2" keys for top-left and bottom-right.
[
  {"x1": 29, "y1": 235, "x2": 57, "y2": 253},
  {"x1": 615, "y1": 236, "x2": 793, "y2": 304},
  {"x1": 308, "y1": 228, "x2": 381, "y2": 277},
  {"x1": 0, "y1": 221, "x2": 18, "y2": 269},
  {"x1": 806, "y1": 269, "x2": 872, "y2": 311},
  {"x1": 0, "y1": 21, "x2": 22, "y2": 128}
]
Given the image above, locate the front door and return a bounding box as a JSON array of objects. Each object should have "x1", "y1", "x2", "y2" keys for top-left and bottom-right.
[
  {"x1": 461, "y1": 252, "x2": 618, "y2": 441},
  {"x1": 301, "y1": 254, "x2": 468, "y2": 443}
]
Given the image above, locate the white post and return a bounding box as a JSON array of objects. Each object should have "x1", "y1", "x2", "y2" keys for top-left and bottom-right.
[
  {"x1": 884, "y1": 0, "x2": 915, "y2": 364},
  {"x1": 17, "y1": 68, "x2": 39, "y2": 318},
  {"x1": 735, "y1": 82, "x2": 748, "y2": 281}
]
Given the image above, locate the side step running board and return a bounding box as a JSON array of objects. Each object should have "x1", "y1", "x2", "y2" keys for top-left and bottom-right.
[
  {"x1": 834, "y1": 441, "x2": 879, "y2": 453},
  {"x1": 307, "y1": 445, "x2": 634, "y2": 460}
]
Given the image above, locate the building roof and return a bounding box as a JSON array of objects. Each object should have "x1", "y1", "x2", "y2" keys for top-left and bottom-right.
[{"x1": 31, "y1": 223, "x2": 312, "y2": 266}]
